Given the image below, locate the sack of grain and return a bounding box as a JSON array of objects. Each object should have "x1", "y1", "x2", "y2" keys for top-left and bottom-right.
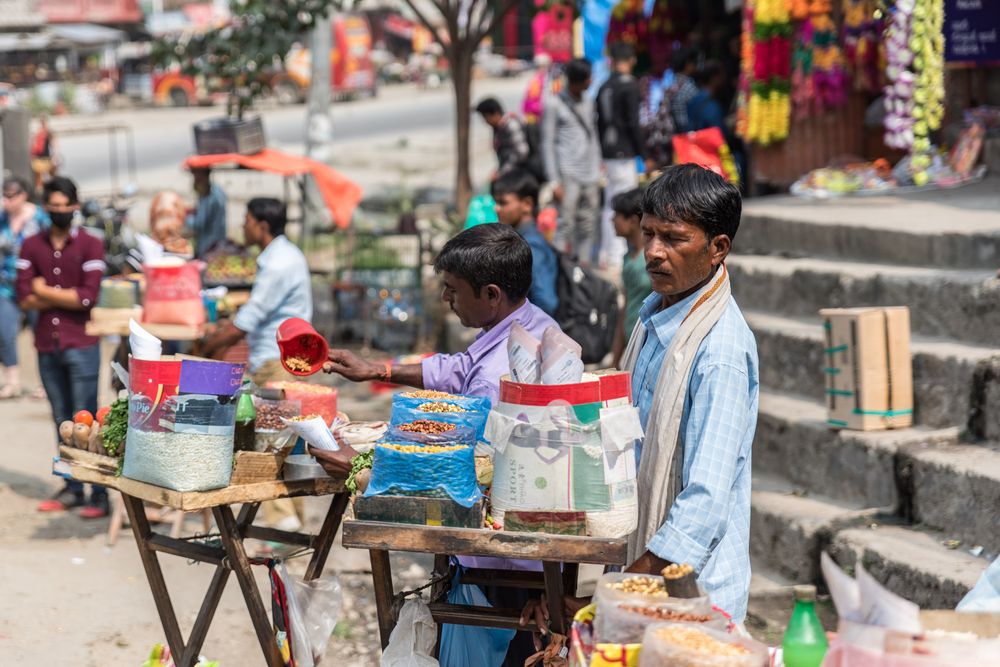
[{"x1": 122, "y1": 356, "x2": 245, "y2": 491}]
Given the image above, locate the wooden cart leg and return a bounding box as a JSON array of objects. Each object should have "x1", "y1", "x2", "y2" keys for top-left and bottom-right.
[
  {"x1": 542, "y1": 561, "x2": 567, "y2": 635},
  {"x1": 122, "y1": 493, "x2": 187, "y2": 661},
  {"x1": 562, "y1": 562, "x2": 579, "y2": 598},
  {"x1": 213, "y1": 504, "x2": 284, "y2": 667},
  {"x1": 304, "y1": 491, "x2": 350, "y2": 581},
  {"x1": 370, "y1": 549, "x2": 396, "y2": 649},
  {"x1": 430, "y1": 554, "x2": 450, "y2": 659},
  {"x1": 178, "y1": 564, "x2": 231, "y2": 667}
]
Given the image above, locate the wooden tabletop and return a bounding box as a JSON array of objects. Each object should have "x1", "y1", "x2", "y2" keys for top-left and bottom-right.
[
  {"x1": 85, "y1": 320, "x2": 205, "y2": 340},
  {"x1": 342, "y1": 520, "x2": 628, "y2": 565},
  {"x1": 65, "y1": 456, "x2": 345, "y2": 511}
]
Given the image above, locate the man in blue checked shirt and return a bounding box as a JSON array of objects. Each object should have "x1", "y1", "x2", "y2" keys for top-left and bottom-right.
[{"x1": 523, "y1": 165, "x2": 758, "y2": 631}]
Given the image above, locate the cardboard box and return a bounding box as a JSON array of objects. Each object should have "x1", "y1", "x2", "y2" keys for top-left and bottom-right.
[{"x1": 820, "y1": 307, "x2": 913, "y2": 431}]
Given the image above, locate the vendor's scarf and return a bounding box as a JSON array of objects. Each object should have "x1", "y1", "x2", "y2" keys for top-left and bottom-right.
[{"x1": 622, "y1": 264, "x2": 732, "y2": 563}]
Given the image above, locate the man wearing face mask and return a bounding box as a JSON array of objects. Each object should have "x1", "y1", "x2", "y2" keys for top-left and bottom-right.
[{"x1": 16, "y1": 176, "x2": 109, "y2": 518}]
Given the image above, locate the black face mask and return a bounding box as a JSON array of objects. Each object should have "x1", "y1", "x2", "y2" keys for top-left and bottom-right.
[{"x1": 49, "y1": 211, "x2": 74, "y2": 229}]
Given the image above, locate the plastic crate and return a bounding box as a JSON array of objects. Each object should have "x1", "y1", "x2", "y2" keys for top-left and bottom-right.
[{"x1": 193, "y1": 116, "x2": 266, "y2": 156}]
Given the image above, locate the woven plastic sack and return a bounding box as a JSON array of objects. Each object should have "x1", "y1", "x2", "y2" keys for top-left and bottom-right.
[
  {"x1": 365, "y1": 442, "x2": 482, "y2": 507},
  {"x1": 390, "y1": 402, "x2": 490, "y2": 443},
  {"x1": 143, "y1": 259, "x2": 205, "y2": 326}
]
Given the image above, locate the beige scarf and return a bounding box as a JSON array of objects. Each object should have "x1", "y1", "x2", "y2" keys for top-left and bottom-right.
[{"x1": 622, "y1": 265, "x2": 732, "y2": 563}]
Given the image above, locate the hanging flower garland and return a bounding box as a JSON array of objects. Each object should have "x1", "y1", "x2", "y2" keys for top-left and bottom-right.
[
  {"x1": 740, "y1": 0, "x2": 793, "y2": 145},
  {"x1": 842, "y1": 0, "x2": 884, "y2": 94},
  {"x1": 884, "y1": 0, "x2": 945, "y2": 184},
  {"x1": 735, "y1": 1, "x2": 756, "y2": 139}
]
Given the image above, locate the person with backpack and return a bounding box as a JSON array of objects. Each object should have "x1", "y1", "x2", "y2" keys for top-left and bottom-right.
[
  {"x1": 541, "y1": 58, "x2": 601, "y2": 266},
  {"x1": 475, "y1": 97, "x2": 533, "y2": 179},
  {"x1": 491, "y1": 170, "x2": 558, "y2": 318},
  {"x1": 597, "y1": 42, "x2": 652, "y2": 268}
]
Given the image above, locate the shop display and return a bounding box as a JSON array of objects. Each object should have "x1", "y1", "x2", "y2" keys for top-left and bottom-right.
[
  {"x1": 639, "y1": 624, "x2": 769, "y2": 667},
  {"x1": 363, "y1": 441, "x2": 481, "y2": 507},
  {"x1": 202, "y1": 242, "x2": 257, "y2": 287},
  {"x1": 842, "y1": 0, "x2": 883, "y2": 94},
  {"x1": 390, "y1": 392, "x2": 491, "y2": 442}
]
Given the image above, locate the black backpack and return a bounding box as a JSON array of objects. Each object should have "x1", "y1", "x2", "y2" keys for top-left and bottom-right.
[{"x1": 554, "y1": 252, "x2": 620, "y2": 365}]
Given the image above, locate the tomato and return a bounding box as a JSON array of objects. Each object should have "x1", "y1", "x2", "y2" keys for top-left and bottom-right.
[
  {"x1": 95, "y1": 406, "x2": 111, "y2": 426},
  {"x1": 73, "y1": 410, "x2": 94, "y2": 427}
]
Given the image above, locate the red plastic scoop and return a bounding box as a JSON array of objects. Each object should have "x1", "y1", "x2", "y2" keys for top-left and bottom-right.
[{"x1": 276, "y1": 318, "x2": 330, "y2": 376}]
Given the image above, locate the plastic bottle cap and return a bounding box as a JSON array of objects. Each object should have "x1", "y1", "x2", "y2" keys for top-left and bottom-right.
[{"x1": 793, "y1": 584, "x2": 817, "y2": 602}]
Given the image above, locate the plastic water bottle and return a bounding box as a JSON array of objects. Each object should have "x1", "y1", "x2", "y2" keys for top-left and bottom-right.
[
  {"x1": 782, "y1": 585, "x2": 828, "y2": 667},
  {"x1": 234, "y1": 383, "x2": 256, "y2": 452}
]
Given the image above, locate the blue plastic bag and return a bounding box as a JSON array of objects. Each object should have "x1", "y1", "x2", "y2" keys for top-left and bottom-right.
[
  {"x1": 391, "y1": 396, "x2": 491, "y2": 443},
  {"x1": 439, "y1": 569, "x2": 515, "y2": 667},
  {"x1": 384, "y1": 422, "x2": 477, "y2": 447},
  {"x1": 364, "y1": 442, "x2": 482, "y2": 507}
]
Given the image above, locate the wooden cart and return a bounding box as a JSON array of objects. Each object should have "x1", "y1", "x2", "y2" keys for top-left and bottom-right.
[{"x1": 66, "y1": 460, "x2": 349, "y2": 667}]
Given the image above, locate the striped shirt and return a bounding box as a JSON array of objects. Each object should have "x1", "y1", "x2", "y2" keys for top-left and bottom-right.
[{"x1": 631, "y1": 280, "x2": 759, "y2": 622}]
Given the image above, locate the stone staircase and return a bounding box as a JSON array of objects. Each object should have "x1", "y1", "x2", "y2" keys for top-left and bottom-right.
[{"x1": 735, "y1": 181, "x2": 1000, "y2": 611}]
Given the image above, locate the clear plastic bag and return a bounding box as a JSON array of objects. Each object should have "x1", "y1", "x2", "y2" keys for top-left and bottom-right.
[
  {"x1": 385, "y1": 422, "x2": 477, "y2": 447},
  {"x1": 277, "y1": 563, "x2": 343, "y2": 667},
  {"x1": 380, "y1": 598, "x2": 439, "y2": 667},
  {"x1": 593, "y1": 572, "x2": 712, "y2": 644},
  {"x1": 638, "y1": 622, "x2": 768, "y2": 667},
  {"x1": 392, "y1": 393, "x2": 491, "y2": 441},
  {"x1": 365, "y1": 442, "x2": 482, "y2": 507}
]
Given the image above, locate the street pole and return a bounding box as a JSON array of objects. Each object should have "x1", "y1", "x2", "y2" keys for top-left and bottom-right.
[{"x1": 305, "y1": 12, "x2": 333, "y2": 163}]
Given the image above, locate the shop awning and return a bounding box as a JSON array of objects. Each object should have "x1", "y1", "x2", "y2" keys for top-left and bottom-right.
[
  {"x1": 183, "y1": 148, "x2": 363, "y2": 229},
  {"x1": 48, "y1": 23, "x2": 127, "y2": 47},
  {"x1": 0, "y1": 31, "x2": 59, "y2": 52}
]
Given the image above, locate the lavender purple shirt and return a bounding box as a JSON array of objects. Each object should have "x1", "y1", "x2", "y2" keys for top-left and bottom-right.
[
  {"x1": 422, "y1": 299, "x2": 558, "y2": 405},
  {"x1": 422, "y1": 299, "x2": 559, "y2": 571}
]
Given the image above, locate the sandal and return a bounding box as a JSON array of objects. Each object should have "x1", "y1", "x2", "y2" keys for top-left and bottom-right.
[{"x1": 38, "y1": 486, "x2": 85, "y2": 512}]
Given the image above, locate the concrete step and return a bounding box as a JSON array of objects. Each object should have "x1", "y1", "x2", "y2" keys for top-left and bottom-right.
[
  {"x1": 755, "y1": 392, "x2": 1000, "y2": 553},
  {"x1": 828, "y1": 524, "x2": 988, "y2": 609},
  {"x1": 738, "y1": 181, "x2": 1000, "y2": 269},
  {"x1": 745, "y1": 310, "x2": 998, "y2": 429},
  {"x1": 751, "y1": 473, "x2": 878, "y2": 584},
  {"x1": 728, "y1": 254, "x2": 1000, "y2": 346},
  {"x1": 754, "y1": 392, "x2": 956, "y2": 510}
]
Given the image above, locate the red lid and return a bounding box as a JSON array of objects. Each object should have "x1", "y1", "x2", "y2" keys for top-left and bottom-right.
[{"x1": 499, "y1": 371, "x2": 632, "y2": 407}]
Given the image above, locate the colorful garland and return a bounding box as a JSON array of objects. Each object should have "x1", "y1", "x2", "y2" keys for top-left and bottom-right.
[
  {"x1": 791, "y1": 12, "x2": 850, "y2": 119},
  {"x1": 884, "y1": 0, "x2": 945, "y2": 184},
  {"x1": 842, "y1": 0, "x2": 884, "y2": 94},
  {"x1": 740, "y1": 0, "x2": 794, "y2": 145}
]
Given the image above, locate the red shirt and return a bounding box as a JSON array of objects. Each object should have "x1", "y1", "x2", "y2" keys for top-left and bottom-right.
[{"x1": 16, "y1": 227, "x2": 104, "y2": 352}]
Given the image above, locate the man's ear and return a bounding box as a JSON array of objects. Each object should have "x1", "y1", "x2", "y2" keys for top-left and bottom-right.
[
  {"x1": 709, "y1": 234, "x2": 731, "y2": 266},
  {"x1": 484, "y1": 284, "x2": 503, "y2": 303}
]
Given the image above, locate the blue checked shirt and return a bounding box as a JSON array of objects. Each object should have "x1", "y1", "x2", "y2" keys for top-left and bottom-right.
[{"x1": 631, "y1": 282, "x2": 759, "y2": 622}]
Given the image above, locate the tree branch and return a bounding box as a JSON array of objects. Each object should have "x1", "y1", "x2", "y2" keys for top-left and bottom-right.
[{"x1": 400, "y1": 0, "x2": 453, "y2": 59}]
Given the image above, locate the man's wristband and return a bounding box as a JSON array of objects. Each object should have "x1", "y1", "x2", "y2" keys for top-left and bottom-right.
[{"x1": 377, "y1": 362, "x2": 392, "y2": 382}]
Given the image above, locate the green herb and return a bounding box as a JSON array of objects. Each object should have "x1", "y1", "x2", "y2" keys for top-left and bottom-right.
[
  {"x1": 102, "y1": 398, "x2": 129, "y2": 457},
  {"x1": 346, "y1": 449, "x2": 374, "y2": 495}
]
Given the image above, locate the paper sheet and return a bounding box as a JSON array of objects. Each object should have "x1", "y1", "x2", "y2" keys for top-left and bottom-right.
[
  {"x1": 280, "y1": 416, "x2": 340, "y2": 452},
  {"x1": 128, "y1": 318, "x2": 162, "y2": 360}
]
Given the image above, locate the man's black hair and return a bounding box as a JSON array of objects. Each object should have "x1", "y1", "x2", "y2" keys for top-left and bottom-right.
[
  {"x1": 565, "y1": 58, "x2": 592, "y2": 86},
  {"x1": 611, "y1": 187, "x2": 644, "y2": 219},
  {"x1": 640, "y1": 164, "x2": 741, "y2": 240},
  {"x1": 671, "y1": 46, "x2": 697, "y2": 74},
  {"x1": 247, "y1": 197, "x2": 287, "y2": 237},
  {"x1": 3, "y1": 176, "x2": 31, "y2": 196},
  {"x1": 694, "y1": 60, "x2": 724, "y2": 87},
  {"x1": 608, "y1": 41, "x2": 636, "y2": 63},
  {"x1": 43, "y1": 176, "x2": 79, "y2": 205},
  {"x1": 490, "y1": 169, "x2": 539, "y2": 206},
  {"x1": 475, "y1": 97, "x2": 504, "y2": 116},
  {"x1": 433, "y1": 223, "x2": 532, "y2": 301}
]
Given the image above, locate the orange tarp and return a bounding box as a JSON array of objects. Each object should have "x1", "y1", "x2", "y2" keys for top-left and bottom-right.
[{"x1": 184, "y1": 149, "x2": 363, "y2": 229}]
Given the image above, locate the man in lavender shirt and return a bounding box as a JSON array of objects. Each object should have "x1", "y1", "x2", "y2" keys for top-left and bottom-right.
[{"x1": 315, "y1": 223, "x2": 557, "y2": 474}]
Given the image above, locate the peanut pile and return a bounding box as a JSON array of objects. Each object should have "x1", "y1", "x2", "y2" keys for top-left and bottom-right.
[
  {"x1": 662, "y1": 563, "x2": 695, "y2": 579},
  {"x1": 256, "y1": 402, "x2": 298, "y2": 430},
  {"x1": 652, "y1": 626, "x2": 749, "y2": 656},
  {"x1": 418, "y1": 402, "x2": 466, "y2": 414},
  {"x1": 379, "y1": 443, "x2": 467, "y2": 454},
  {"x1": 606, "y1": 576, "x2": 667, "y2": 595},
  {"x1": 397, "y1": 420, "x2": 457, "y2": 435},
  {"x1": 618, "y1": 605, "x2": 712, "y2": 623},
  {"x1": 285, "y1": 356, "x2": 312, "y2": 372},
  {"x1": 402, "y1": 390, "x2": 459, "y2": 400}
]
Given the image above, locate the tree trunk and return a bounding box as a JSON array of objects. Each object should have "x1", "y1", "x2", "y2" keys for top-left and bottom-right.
[{"x1": 451, "y1": 48, "x2": 474, "y2": 219}]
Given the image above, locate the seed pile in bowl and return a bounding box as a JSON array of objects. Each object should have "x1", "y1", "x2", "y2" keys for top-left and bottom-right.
[
  {"x1": 398, "y1": 420, "x2": 457, "y2": 435},
  {"x1": 285, "y1": 356, "x2": 311, "y2": 372},
  {"x1": 607, "y1": 576, "x2": 667, "y2": 595}
]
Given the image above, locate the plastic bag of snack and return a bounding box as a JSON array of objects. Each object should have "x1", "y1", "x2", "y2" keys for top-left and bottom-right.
[
  {"x1": 540, "y1": 326, "x2": 584, "y2": 385},
  {"x1": 508, "y1": 322, "x2": 542, "y2": 383}
]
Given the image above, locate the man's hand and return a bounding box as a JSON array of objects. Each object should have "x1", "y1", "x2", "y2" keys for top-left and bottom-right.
[
  {"x1": 323, "y1": 349, "x2": 381, "y2": 383},
  {"x1": 552, "y1": 183, "x2": 565, "y2": 203},
  {"x1": 309, "y1": 444, "x2": 359, "y2": 479},
  {"x1": 519, "y1": 594, "x2": 590, "y2": 635}
]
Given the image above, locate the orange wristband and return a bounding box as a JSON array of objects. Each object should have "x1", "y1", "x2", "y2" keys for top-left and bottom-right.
[{"x1": 382, "y1": 362, "x2": 392, "y2": 382}]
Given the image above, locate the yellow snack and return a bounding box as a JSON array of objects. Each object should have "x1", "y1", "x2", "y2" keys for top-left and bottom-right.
[
  {"x1": 378, "y1": 443, "x2": 467, "y2": 454},
  {"x1": 652, "y1": 626, "x2": 750, "y2": 657},
  {"x1": 417, "y1": 402, "x2": 466, "y2": 413},
  {"x1": 401, "y1": 390, "x2": 459, "y2": 399}
]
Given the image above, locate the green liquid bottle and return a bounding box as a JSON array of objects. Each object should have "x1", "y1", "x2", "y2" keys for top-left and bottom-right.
[
  {"x1": 782, "y1": 584, "x2": 828, "y2": 667},
  {"x1": 234, "y1": 383, "x2": 257, "y2": 452}
]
